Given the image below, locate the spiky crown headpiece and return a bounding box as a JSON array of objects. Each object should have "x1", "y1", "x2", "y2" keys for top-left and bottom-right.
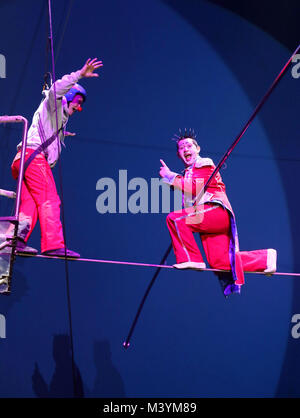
[{"x1": 172, "y1": 128, "x2": 197, "y2": 146}]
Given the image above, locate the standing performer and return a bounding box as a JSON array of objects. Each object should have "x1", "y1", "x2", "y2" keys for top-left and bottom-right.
[
  {"x1": 10, "y1": 58, "x2": 103, "y2": 258},
  {"x1": 159, "y1": 130, "x2": 277, "y2": 296}
]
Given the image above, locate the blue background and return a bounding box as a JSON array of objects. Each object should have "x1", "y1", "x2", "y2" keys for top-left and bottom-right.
[{"x1": 0, "y1": 0, "x2": 299, "y2": 397}]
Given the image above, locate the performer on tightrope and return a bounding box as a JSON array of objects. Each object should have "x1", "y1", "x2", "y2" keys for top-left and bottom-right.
[
  {"x1": 10, "y1": 58, "x2": 103, "y2": 258},
  {"x1": 159, "y1": 129, "x2": 277, "y2": 296}
]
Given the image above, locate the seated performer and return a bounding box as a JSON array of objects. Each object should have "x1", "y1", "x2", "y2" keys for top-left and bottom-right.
[
  {"x1": 10, "y1": 58, "x2": 103, "y2": 258},
  {"x1": 159, "y1": 129, "x2": 277, "y2": 296}
]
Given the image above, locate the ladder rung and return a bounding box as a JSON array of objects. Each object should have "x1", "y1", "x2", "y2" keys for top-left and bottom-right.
[
  {"x1": 0, "y1": 217, "x2": 18, "y2": 223},
  {"x1": 0, "y1": 115, "x2": 26, "y2": 124}
]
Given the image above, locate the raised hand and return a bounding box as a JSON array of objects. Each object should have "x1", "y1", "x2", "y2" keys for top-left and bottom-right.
[
  {"x1": 159, "y1": 159, "x2": 171, "y2": 178},
  {"x1": 80, "y1": 58, "x2": 103, "y2": 78}
]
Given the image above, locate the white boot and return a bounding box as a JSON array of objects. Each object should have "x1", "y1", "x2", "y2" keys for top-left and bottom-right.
[
  {"x1": 173, "y1": 261, "x2": 206, "y2": 271},
  {"x1": 264, "y1": 249, "x2": 277, "y2": 274}
]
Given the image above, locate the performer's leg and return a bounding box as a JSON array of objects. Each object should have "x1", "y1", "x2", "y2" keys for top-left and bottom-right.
[
  {"x1": 167, "y1": 205, "x2": 232, "y2": 265},
  {"x1": 18, "y1": 183, "x2": 38, "y2": 241},
  {"x1": 166, "y1": 210, "x2": 205, "y2": 264},
  {"x1": 198, "y1": 206, "x2": 244, "y2": 290},
  {"x1": 201, "y1": 233, "x2": 231, "y2": 270},
  {"x1": 11, "y1": 156, "x2": 38, "y2": 241},
  {"x1": 24, "y1": 155, "x2": 65, "y2": 253},
  {"x1": 197, "y1": 205, "x2": 232, "y2": 268},
  {"x1": 12, "y1": 151, "x2": 65, "y2": 253},
  {"x1": 238, "y1": 249, "x2": 269, "y2": 272}
]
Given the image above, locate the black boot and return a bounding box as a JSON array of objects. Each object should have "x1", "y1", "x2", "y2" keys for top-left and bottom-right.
[
  {"x1": 13, "y1": 238, "x2": 38, "y2": 255},
  {"x1": 42, "y1": 248, "x2": 80, "y2": 258}
]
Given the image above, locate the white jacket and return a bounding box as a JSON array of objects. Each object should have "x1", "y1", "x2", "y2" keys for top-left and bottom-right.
[{"x1": 18, "y1": 70, "x2": 82, "y2": 167}]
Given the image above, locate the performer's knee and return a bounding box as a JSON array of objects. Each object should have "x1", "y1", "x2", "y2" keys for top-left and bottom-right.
[{"x1": 166, "y1": 211, "x2": 176, "y2": 225}]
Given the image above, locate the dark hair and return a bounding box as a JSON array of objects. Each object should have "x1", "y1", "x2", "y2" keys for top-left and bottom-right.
[{"x1": 172, "y1": 128, "x2": 198, "y2": 149}]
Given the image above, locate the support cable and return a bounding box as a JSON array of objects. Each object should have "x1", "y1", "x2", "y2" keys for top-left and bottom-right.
[{"x1": 47, "y1": 0, "x2": 77, "y2": 398}]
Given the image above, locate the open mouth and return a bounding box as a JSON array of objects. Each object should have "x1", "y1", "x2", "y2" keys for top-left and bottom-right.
[{"x1": 184, "y1": 153, "x2": 192, "y2": 161}]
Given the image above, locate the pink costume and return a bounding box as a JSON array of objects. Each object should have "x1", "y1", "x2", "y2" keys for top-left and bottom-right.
[
  {"x1": 164, "y1": 156, "x2": 270, "y2": 296},
  {"x1": 11, "y1": 70, "x2": 82, "y2": 253}
]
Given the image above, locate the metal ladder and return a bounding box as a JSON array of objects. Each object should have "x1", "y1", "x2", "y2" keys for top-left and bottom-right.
[{"x1": 0, "y1": 115, "x2": 28, "y2": 294}]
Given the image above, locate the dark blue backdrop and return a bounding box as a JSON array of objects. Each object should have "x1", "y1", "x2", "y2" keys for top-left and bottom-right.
[{"x1": 0, "y1": 0, "x2": 299, "y2": 397}]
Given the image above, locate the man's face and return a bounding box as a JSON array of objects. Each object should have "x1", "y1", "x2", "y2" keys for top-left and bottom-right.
[
  {"x1": 177, "y1": 138, "x2": 200, "y2": 167},
  {"x1": 67, "y1": 94, "x2": 84, "y2": 116}
]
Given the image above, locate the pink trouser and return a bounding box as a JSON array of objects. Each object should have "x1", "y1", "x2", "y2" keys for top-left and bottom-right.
[
  {"x1": 166, "y1": 204, "x2": 268, "y2": 284},
  {"x1": 11, "y1": 149, "x2": 65, "y2": 253}
]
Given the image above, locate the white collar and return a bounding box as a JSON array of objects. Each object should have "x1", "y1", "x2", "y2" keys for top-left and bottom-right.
[{"x1": 189, "y1": 156, "x2": 214, "y2": 169}]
